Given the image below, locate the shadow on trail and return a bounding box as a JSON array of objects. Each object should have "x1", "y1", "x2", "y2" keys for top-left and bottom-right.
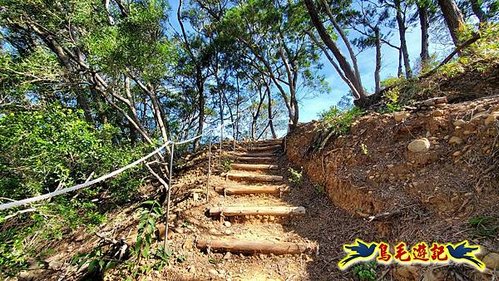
[{"x1": 278, "y1": 155, "x2": 378, "y2": 280}]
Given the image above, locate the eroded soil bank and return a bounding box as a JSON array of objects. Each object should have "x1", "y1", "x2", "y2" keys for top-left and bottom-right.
[{"x1": 286, "y1": 96, "x2": 499, "y2": 280}]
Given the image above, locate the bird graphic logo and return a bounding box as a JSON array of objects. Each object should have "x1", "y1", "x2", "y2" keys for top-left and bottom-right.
[
  {"x1": 338, "y1": 239, "x2": 378, "y2": 270},
  {"x1": 338, "y1": 239, "x2": 486, "y2": 271},
  {"x1": 446, "y1": 241, "x2": 485, "y2": 271}
]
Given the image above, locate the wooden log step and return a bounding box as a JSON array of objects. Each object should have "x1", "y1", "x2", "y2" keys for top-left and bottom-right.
[
  {"x1": 231, "y1": 163, "x2": 279, "y2": 171},
  {"x1": 214, "y1": 185, "x2": 288, "y2": 195},
  {"x1": 252, "y1": 139, "x2": 282, "y2": 146},
  {"x1": 234, "y1": 156, "x2": 275, "y2": 163},
  {"x1": 197, "y1": 238, "x2": 317, "y2": 255},
  {"x1": 208, "y1": 206, "x2": 306, "y2": 217},
  {"x1": 230, "y1": 152, "x2": 277, "y2": 158},
  {"x1": 247, "y1": 144, "x2": 281, "y2": 152},
  {"x1": 227, "y1": 172, "x2": 283, "y2": 182}
]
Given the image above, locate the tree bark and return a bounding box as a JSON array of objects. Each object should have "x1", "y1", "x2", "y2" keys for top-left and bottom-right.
[
  {"x1": 469, "y1": 0, "x2": 486, "y2": 23},
  {"x1": 394, "y1": 0, "x2": 412, "y2": 78},
  {"x1": 418, "y1": 3, "x2": 430, "y2": 69},
  {"x1": 266, "y1": 81, "x2": 277, "y2": 139},
  {"x1": 320, "y1": 0, "x2": 363, "y2": 84},
  {"x1": 397, "y1": 48, "x2": 403, "y2": 77},
  {"x1": 374, "y1": 27, "x2": 381, "y2": 94},
  {"x1": 437, "y1": 0, "x2": 466, "y2": 47},
  {"x1": 208, "y1": 206, "x2": 306, "y2": 217},
  {"x1": 303, "y1": 0, "x2": 366, "y2": 100},
  {"x1": 196, "y1": 239, "x2": 317, "y2": 255}
]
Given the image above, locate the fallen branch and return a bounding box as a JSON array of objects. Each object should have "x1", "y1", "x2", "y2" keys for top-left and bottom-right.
[
  {"x1": 197, "y1": 238, "x2": 317, "y2": 255},
  {"x1": 1, "y1": 208, "x2": 38, "y2": 221},
  {"x1": 420, "y1": 33, "x2": 481, "y2": 79}
]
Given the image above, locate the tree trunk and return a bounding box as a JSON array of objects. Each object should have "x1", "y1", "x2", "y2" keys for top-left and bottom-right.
[
  {"x1": 418, "y1": 3, "x2": 430, "y2": 69},
  {"x1": 266, "y1": 82, "x2": 277, "y2": 139},
  {"x1": 437, "y1": 0, "x2": 466, "y2": 47},
  {"x1": 469, "y1": 0, "x2": 486, "y2": 23},
  {"x1": 374, "y1": 27, "x2": 381, "y2": 94},
  {"x1": 394, "y1": 0, "x2": 412, "y2": 78},
  {"x1": 320, "y1": 0, "x2": 363, "y2": 84},
  {"x1": 193, "y1": 74, "x2": 204, "y2": 151},
  {"x1": 397, "y1": 48, "x2": 403, "y2": 77},
  {"x1": 76, "y1": 93, "x2": 94, "y2": 124},
  {"x1": 303, "y1": 0, "x2": 366, "y2": 100}
]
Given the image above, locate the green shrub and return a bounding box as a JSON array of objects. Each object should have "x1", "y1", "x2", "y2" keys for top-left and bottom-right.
[
  {"x1": 469, "y1": 216, "x2": 498, "y2": 238},
  {"x1": 0, "y1": 105, "x2": 147, "y2": 276},
  {"x1": 0, "y1": 105, "x2": 146, "y2": 202},
  {"x1": 380, "y1": 76, "x2": 405, "y2": 88},
  {"x1": 319, "y1": 106, "x2": 363, "y2": 135},
  {"x1": 288, "y1": 167, "x2": 303, "y2": 187},
  {"x1": 352, "y1": 261, "x2": 377, "y2": 281}
]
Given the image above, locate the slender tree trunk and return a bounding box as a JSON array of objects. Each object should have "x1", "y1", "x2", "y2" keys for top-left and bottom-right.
[
  {"x1": 374, "y1": 27, "x2": 381, "y2": 94},
  {"x1": 266, "y1": 82, "x2": 277, "y2": 139},
  {"x1": 397, "y1": 49, "x2": 403, "y2": 77},
  {"x1": 76, "y1": 93, "x2": 94, "y2": 124},
  {"x1": 469, "y1": 0, "x2": 486, "y2": 23},
  {"x1": 394, "y1": 0, "x2": 412, "y2": 78},
  {"x1": 193, "y1": 73, "x2": 204, "y2": 151},
  {"x1": 320, "y1": 0, "x2": 362, "y2": 84},
  {"x1": 418, "y1": 3, "x2": 430, "y2": 69},
  {"x1": 235, "y1": 76, "x2": 240, "y2": 141},
  {"x1": 303, "y1": 0, "x2": 366, "y2": 100},
  {"x1": 437, "y1": 0, "x2": 466, "y2": 47}
]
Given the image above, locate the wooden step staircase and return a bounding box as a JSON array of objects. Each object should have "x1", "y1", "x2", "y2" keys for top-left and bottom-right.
[{"x1": 198, "y1": 139, "x2": 316, "y2": 256}]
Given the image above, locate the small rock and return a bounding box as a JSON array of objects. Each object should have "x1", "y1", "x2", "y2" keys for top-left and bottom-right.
[
  {"x1": 408, "y1": 138, "x2": 430, "y2": 153},
  {"x1": 448, "y1": 136, "x2": 463, "y2": 145},
  {"x1": 223, "y1": 221, "x2": 231, "y2": 227},
  {"x1": 463, "y1": 130, "x2": 473, "y2": 135},
  {"x1": 208, "y1": 228, "x2": 219, "y2": 235},
  {"x1": 453, "y1": 119, "x2": 466, "y2": 127},
  {"x1": 223, "y1": 252, "x2": 232, "y2": 260},
  {"x1": 483, "y1": 252, "x2": 499, "y2": 270},
  {"x1": 208, "y1": 269, "x2": 219, "y2": 276},
  {"x1": 484, "y1": 112, "x2": 499, "y2": 126},
  {"x1": 224, "y1": 229, "x2": 233, "y2": 235},
  {"x1": 452, "y1": 151, "x2": 461, "y2": 157},
  {"x1": 394, "y1": 111, "x2": 410, "y2": 122}
]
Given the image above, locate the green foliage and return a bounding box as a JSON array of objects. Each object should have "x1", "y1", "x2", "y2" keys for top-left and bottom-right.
[
  {"x1": 0, "y1": 105, "x2": 147, "y2": 276},
  {"x1": 437, "y1": 24, "x2": 499, "y2": 78},
  {"x1": 314, "y1": 184, "x2": 325, "y2": 195},
  {"x1": 352, "y1": 261, "x2": 377, "y2": 281},
  {"x1": 0, "y1": 105, "x2": 145, "y2": 201},
  {"x1": 383, "y1": 87, "x2": 401, "y2": 112},
  {"x1": 221, "y1": 157, "x2": 233, "y2": 173},
  {"x1": 288, "y1": 167, "x2": 303, "y2": 187},
  {"x1": 469, "y1": 216, "x2": 498, "y2": 238},
  {"x1": 319, "y1": 106, "x2": 363, "y2": 135},
  {"x1": 380, "y1": 76, "x2": 406, "y2": 88},
  {"x1": 133, "y1": 201, "x2": 163, "y2": 261}
]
